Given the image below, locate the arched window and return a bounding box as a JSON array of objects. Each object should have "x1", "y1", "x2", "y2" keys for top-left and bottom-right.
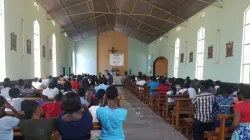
[
  {"x1": 195, "y1": 27, "x2": 205, "y2": 80},
  {"x1": 174, "y1": 38, "x2": 180, "y2": 78},
  {"x1": 34, "y1": 20, "x2": 40, "y2": 78},
  {"x1": 242, "y1": 7, "x2": 250, "y2": 83},
  {"x1": 72, "y1": 51, "x2": 75, "y2": 74},
  {"x1": 52, "y1": 34, "x2": 57, "y2": 76},
  {"x1": 0, "y1": 0, "x2": 5, "y2": 80}
]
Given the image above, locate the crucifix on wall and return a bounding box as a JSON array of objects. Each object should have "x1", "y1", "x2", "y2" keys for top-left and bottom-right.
[{"x1": 108, "y1": 47, "x2": 118, "y2": 53}]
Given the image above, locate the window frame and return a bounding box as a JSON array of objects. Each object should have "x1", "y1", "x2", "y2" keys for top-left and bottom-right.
[
  {"x1": 174, "y1": 38, "x2": 180, "y2": 78},
  {"x1": 195, "y1": 27, "x2": 205, "y2": 80}
]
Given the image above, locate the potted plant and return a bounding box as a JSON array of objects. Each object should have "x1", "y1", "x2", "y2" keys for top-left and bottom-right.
[{"x1": 124, "y1": 70, "x2": 128, "y2": 76}]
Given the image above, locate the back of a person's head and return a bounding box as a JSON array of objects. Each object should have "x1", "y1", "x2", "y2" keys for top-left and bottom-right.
[
  {"x1": 186, "y1": 76, "x2": 190, "y2": 80},
  {"x1": 99, "y1": 78, "x2": 104, "y2": 84},
  {"x1": 34, "y1": 78, "x2": 38, "y2": 82},
  {"x1": 96, "y1": 89, "x2": 106, "y2": 99},
  {"x1": 215, "y1": 80, "x2": 221, "y2": 86},
  {"x1": 48, "y1": 82, "x2": 56, "y2": 89},
  {"x1": 78, "y1": 87, "x2": 86, "y2": 97},
  {"x1": 61, "y1": 92, "x2": 81, "y2": 114},
  {"x1": 9, "y1": 88, "x2": 20, "y2": 98},
  {"x1": 41, "y1": 95, "x2": 49, "y2": 101},
  {"x1": 18, "y1": 79, "x2": 24, "y2": 85},
  {"x1": 25, "y1": 81, "x2": 32, "y2": 89},
  {"x1": 184, "y1": 83, "x2": 190, "y2": 89},
  {"x1": 22, "y1": 100, "x2": 40, "y2": 119},
  {"x1": 106, "y1": 86, "x2": 118, "y2": 100},
  {"x1": 152, "y1": 76, "x2": 156, "y2": 81},
  {"x1": 206, "y1": 79, "x2": 214, "y2": 88},
  {"x1": 0, "y1": 95, "x2": 5, "y2": 110},
  {"x1": 239, "y1": 85, "x2": 250, "y2": 99},
  {"x1": 219, "y1": 83, "x2": 232, "y2": 95},
  {"x1": 199, "y1": 80, "x2": 207, "y2": 90},
  {"x1": 54, "y1": 93, "x2": 63, "y2": 102},
  {"x1": 3, "y1": 78, "x2": 10, "y2": 88},
  {"x1": 48, "y1": 76, "x2": 52, "y2": 79},
  {"x1": 160, "y1": 80, "x2": 165, "y2": 85}
]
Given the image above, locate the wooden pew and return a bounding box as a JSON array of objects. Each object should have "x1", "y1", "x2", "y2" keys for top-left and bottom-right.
[
  {"x1": 171, "y1": 98, "x2": 193, "y2": 130},
  {"x1": 14, "y1": 122, "x2": 102, "y2": 137},
  {"x1": 204, "y1": 114, "x2": 233, "y2": 140}
]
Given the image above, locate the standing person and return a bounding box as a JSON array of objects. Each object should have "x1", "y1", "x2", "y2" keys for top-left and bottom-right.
[
  {"x1": 0, "y1": 96, "x2": 20, "y2": 140},
  {"x1": 192, "y1": 80, "x2": 214, "y2": 140},
  {"x1": 97, "y1": 86, "x2": 127, "y2": 140},
  {"x1": 148, "y1": 76, "x2": 159, "y2": 96},
  {"x1": 231, "y1": 85, "x2": 250, "y2": 139},
  {"x1": 19, "y1": 100, "x2": 56, "y2": 140},
  {"x1": 0, "y1": 78, "x2": 12, "y2": 99},
  {"x1": 212, "y1": 83, "x2": 234, "y2": 129},
  {"x1": 56, "y1": 92, "x2": 93, "y2": 140},
  {"x1": 107, "y1": 73, "x2": 113, "y2": 86}
]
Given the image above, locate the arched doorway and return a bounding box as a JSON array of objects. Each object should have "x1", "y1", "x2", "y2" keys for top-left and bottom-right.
[{"x1": 153, "y1": 57, "x2": 168, "y2": 77}]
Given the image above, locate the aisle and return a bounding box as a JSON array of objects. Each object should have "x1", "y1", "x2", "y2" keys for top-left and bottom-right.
[{"x1": 118, "y1": 87, "x2": 187, "y2": 140}]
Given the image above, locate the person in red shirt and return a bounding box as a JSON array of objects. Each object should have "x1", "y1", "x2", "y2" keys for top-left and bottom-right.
[
  {"x1": 157, "y1": 80, "x2": 168, "y2": 94},
  {"x1": 43, "y1": 93, "x2": 63, "y2": 118},
  {"x1": 71, "y1": 78, "x2": 80, "y2": 90},
  {"x1": 231, "y1": 85, "x2": 250, "y2": 139}
]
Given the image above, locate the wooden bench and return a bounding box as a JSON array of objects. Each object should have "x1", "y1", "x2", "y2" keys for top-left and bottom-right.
[
  {"x1": 204, "y1": 114, "x2": 233, "y2": 140},
  {"x1": 171, "y1": 98, "x2": 193, "y2": 130},
  {"x1": 183, "y1": 118, "x2": 193, "y2": 140}
]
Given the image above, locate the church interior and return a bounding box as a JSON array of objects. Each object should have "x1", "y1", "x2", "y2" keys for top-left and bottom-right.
[{"x1": 1, "y1": 0, "x2": 250, "y2": 139}]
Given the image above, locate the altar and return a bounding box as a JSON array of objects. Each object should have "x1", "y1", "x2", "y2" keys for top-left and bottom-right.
[{"x1": 113, "y1": 76, "x2": 124, "y2": 85}]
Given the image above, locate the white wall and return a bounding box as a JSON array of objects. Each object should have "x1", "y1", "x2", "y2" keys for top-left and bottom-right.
[
  {"x1": 3, "y1": 0, "x2": 69, "y2": 80},
  {"x1": 128, "y1": 37, "x2": 148, "y2": 75},
  {"x1": 75, "y1": 37, "x2": 97, "y2": 75},
  {"x1": 149, "y1": 0, "x2": 250, "y2": 83}
]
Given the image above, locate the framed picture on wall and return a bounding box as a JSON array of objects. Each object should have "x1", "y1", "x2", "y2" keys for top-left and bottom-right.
[
  {"x1": 189, "y1": 52, "x2": 193, "y2": 63},
  {"x1": 10, "y1": 32, "x2": 17, "y2": 51},
  {"x1": 27, "y1": 39, "x2": 31, "y2": 54},
  {"x1": 226, "y1": 41, "x2": 233, "y2": 57},
  {"x1": 42, "y1": 45, "x2": 46, "y2": 58},
  {"x1": 49, "y1": 49, "x2": 52, "y2": 60},
  {"x1": 208, "y1": 45, "x2": 213, "y2": 59}
]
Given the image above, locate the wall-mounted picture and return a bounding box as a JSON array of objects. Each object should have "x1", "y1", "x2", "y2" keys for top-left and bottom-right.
[
  {"x1": 42, "y1": 46, "x2": 46, "y2": 58},
  {"x1": 180, "y1": 53, "x2": 184, "y2": 63},
  {"x1": 208, "y1": 45, "x2": 213, "y2": 59},
  {"x1": 11, "y1": 32, "x2": 17, "y2": 51},
  {"x1": 226, "y1": 41, "x2": 233, "y2": 57},
  {"x1": 49, "y1": 49, "x2": 52, "y2": 60},
  {"x1": 27, "y1": 39, "x2": 31, "y2": 54},
  {"x1": 189, "y1": 52, "x2": 193, "y2": 63}
]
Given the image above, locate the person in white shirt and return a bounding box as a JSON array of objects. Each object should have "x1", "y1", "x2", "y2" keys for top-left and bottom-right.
[
  {"x1": 32, "y1": 78, "x2": 46, "y2": 89},
  {"x1": 185, "y1": 83, "x2": 197, "y2": 98},
  {"x1": 42, "y1": 76, "x2": 51, "y2": 88},
  {"x1": 5, "y1": 88, "x2": 24, "y2": 111},
  {"x1": 89, "y1": 89, "x2": 106, "y2": 122},
  {"x1": 0, "y1": 95, "x2": 20, "y2": 140},
  {"x1": 42, "y1": 82, "x2": 59, "y2": 99},
  {"x1": 0, "y1": 78, "x2": 11, "y2": 99},
  {"x1": 136, "y1": 77, "x2": 146, "y2": 86}
]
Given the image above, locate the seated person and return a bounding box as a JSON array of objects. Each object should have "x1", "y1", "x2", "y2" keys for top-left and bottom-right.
[
  {"x1": 231, "y1": 85, "x2": 250, "y2": 139},
  {"x1": 32, "y1": 78, "x2": 46, "y2": 89},
  {"x1": 136, "y1": 76, "x2": 146, "y2": 86},
  {"x1": 37, "y1": 95, "x2": 50, "y2": 106},
  {"x1": 1, "y1": 78, "x2": 11, "y2": 99},
  {"x1": 63, "y1": 78, "x2": 72, "y2": 92},
  {"x1": 78, "y1": 87, "x2": 89, "y2": 106},
  {"x1": 95, "y1": 78, "x2": 108, "y2": 94},
  {"x1": 42, "y1": 82, "x2": 59, "y2": 99},
  {"x1": 15, "y1": 79, "x2": 25, "y2": 90},
  {"x1": 157, "y1": 80, "x2": 168, "y2": 93},
  {"x1": 87, "y1": 88, "x2": 95, "y2": 107},
  {"x1": 56, "y1": 92, "x2": 93, "y2": 140},
  {"x1": 214, "y1": 80, "x2": 221, "y2": 91},
  {"x1": 19, "y1": 100, "x2": 56, "y2": 140},
  {"x1": 0, "y1": 95, "x2": 20, "y2": 140},
  {"x1": 43, "y1": 93, "x2": 63, "y2": 118},
  {"x1": 212, "y1": 83, "x2": 234, "y2": 129},
  {"x1": 71, "y1": 78, "x2": 80, "y2": 90},
  {"x1": 186, "y1": 83, "x2": 197, "y2": 98},
  {"x1": 148, "y1": 76, "x2": 159, "y2": 96},
  {"x1": 97, "y1": 86, "x2": 127, "y2": 140},
  {"x1": 89, "y1": 89, "x2": 105, "y2": 122},
  {"x1": 21, "y1": 81, "x2": 37, "y2": 97},
  {"x1": 167, "y1": 86, "x2": 177, "y2": 102},
  {"x1": 176, "y1": 83, "x2": 187, "y2": 95},
  {"x1": 6, "y1": 88, "x2": 24, "y2": 111}
]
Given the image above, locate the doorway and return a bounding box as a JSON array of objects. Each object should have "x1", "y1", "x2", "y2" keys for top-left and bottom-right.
[{"x1": 153, "y1": 57, "x2": 168, "y2": 77}]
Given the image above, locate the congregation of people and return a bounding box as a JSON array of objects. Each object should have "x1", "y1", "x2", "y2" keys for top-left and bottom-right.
[
  {"x1": 0, "y1": 73, "x2": 127, "y2": 140},
  {"x1": 130, "y1": 74, "x2": 250, "y2": 140}
]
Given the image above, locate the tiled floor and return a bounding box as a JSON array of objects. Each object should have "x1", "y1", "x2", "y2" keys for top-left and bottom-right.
[{"x1": 119, "y1": 87, "x2": 187, "y2": 140}]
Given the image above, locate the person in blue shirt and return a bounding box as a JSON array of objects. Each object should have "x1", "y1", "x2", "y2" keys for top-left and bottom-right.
[
  {"x1": 95, "y1": 78, "x2": 109, "y2": 95},
  {"x1": 97, "y1": 86, "x2": 127, "y2": 140},
  {"x1": 148, "y1": 76, "x2": 159, "y2": 96}
]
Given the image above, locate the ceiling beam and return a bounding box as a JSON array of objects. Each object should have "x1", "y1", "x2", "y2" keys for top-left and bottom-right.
[
  {"x1": 138, "y1": 0, "x2": 186, "y2": 21},
  {"x1": 57, "y1": 0, "x2": 84, "y2": 39},
  {"x1": 48, "y1": 0, "x2": 90, "y2": 13},
  {"x1": 197, "y1": 0, "x2": 223, "y2": 8}
]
